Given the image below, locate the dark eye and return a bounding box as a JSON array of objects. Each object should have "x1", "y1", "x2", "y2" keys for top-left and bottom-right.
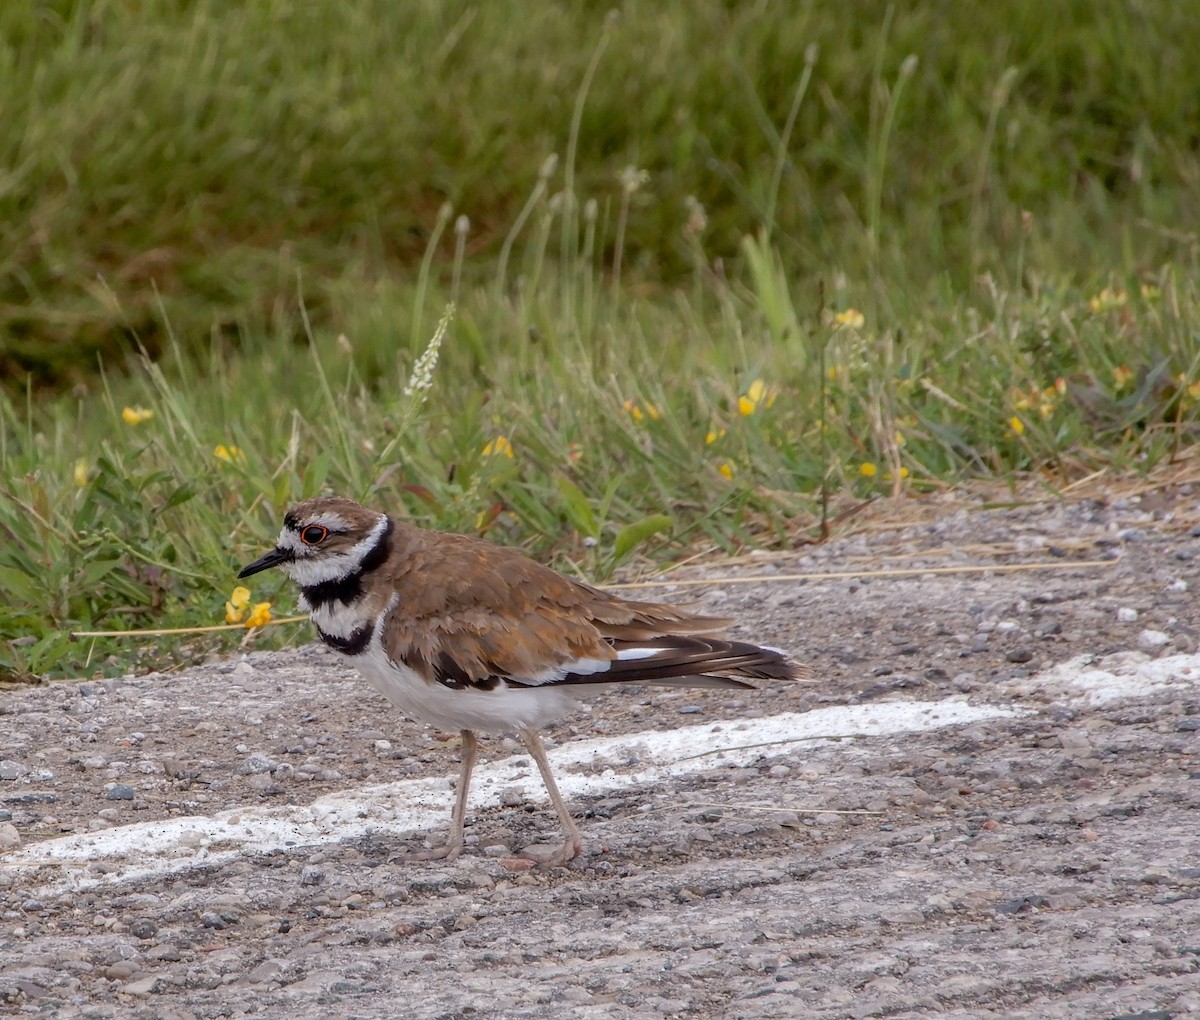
[{"x1": 300, "y1": 525, "x2": 328, "y2": 545}]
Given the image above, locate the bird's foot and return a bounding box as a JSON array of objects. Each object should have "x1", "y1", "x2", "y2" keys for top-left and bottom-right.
[
  {"x1": 521, "y1": 835, "x2": 583, "y2": 869},
  {"x1": 395, "y1": 839, "x2": 464, "y2": 863}
]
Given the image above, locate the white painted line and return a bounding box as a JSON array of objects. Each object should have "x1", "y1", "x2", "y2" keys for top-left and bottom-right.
[
  {"x1": 1019, "y1": 651, "x2": 1199, "y2": 704},
  {"x1": 3, "y1": 698, "x2": 1021, "y2": 893},
  {"x1": 5, "y1": 649, "x2": 1197, "y2": 894}
]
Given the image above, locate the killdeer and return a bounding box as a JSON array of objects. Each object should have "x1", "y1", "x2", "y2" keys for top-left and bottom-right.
[{"x1": 239, "y1": 496, "x2": 807, "y2": 866}]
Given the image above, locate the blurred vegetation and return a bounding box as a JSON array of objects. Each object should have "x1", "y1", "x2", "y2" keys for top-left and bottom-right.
[{"x1": 2, "y1": 0, "x2": 1197, "y2": 382}]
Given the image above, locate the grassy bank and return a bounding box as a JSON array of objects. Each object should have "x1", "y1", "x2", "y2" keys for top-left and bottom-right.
[{"x1": 2, "y1": 1, "x2": 1199, "y2": 680}]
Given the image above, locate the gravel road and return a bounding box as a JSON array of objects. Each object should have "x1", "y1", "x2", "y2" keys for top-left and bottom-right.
[{"x1": 2, "y1": 489, "x2": 1199, "y2": 1019}]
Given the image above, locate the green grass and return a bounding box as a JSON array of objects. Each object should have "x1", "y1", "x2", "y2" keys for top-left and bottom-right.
[{"x1": 2, "y1": 1, "x2": 1199, "y2": 680}]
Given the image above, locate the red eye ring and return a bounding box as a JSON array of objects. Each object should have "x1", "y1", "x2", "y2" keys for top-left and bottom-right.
[{"x1": 300, "y1": 525, "x2": 328, "y2": 545}]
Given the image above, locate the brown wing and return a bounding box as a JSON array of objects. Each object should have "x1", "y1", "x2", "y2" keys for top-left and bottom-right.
[{"x1": 379, "y1": 525, "x2": 803, "y2": 691}]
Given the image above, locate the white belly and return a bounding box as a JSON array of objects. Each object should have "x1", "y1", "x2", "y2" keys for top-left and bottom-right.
[{"x1": 352, "y1": 636, "x2": 583, "y2": 734}]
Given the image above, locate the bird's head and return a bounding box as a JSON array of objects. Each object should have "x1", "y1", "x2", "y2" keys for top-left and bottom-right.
[{"x1": 238, "y1": 496, "x2": 390, "y2": 587}]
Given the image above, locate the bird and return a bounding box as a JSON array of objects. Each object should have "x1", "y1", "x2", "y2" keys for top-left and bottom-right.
[{"x1": 239, "y1": 495, "x2": 807, "y2": 866}]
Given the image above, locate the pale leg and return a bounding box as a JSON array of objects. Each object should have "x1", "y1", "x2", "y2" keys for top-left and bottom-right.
[
  {"x1": 519, "y1": 728, "x2": 583, "y2": 866},
  {"x1": 407, "y1": 729, "x2": 478, "y2": 862}
]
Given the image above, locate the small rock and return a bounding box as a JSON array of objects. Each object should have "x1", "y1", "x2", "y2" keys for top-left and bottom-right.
[
  {"x1": 0, "y1": 822, "x2": 20, "y2": 849},
  {"x1": 1137, "y1": 629, "x2": 1170, "y2": 651},
  {"x1": 240, "y1": 753, "x2": 279, "y2": 775},
  {"x1": 105, "y1": 961, "x2": 139, "y2": 980},
  {"x1": 299, "y1": 866, "x2": 325, "y2": 886},
  {"x1": 104, "y1": 784, "x2": 136, "y2": 801},
  {"x1": 145, "y1": 945, "x2": 182, "y2": 962},
  {"x1": 122, "y1": 975, "x2": 162, "y2": 996},
  {"x1": 247, "y1": 774, "x2": 284, "y2": 794},
  {"x1": 200, "y1": 911, "x2": 227, "y2": 929},
  {"x1": 129, "y1": 919, "x2": 158, "y2": 940},
  {"x1": 0, "y1": 760, "x2": 28, "y2": 781},
  {"x1": 1116, "y1": 607, "x2": 1139, "y2": 623},
  {"x1": 247, "y1": 959, "x2": 283, "y2": 984},
  {"x1": 500, "y1": 857, "x2": 536, "y2": 873},
  {"x1": 1005, "y1": 647, "x2": 1034, "y2": 664}
]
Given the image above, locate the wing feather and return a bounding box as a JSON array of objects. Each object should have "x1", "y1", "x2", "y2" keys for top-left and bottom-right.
[{"x1": 378, "y1": 525, "x2": 805, "y2": 692}]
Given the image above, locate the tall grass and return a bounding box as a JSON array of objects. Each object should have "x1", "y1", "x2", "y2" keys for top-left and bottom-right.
[{"x1": 1, "y1": 1, "x2": 1199, "y2": 680}]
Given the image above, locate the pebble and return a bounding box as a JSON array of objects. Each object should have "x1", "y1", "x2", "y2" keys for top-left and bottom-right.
[
  {"x1": 0, "y1": 760, "x2": 28, "y2": 781},
  {"x1": 123, "y1": 975, "x2": 162, "y2": 996},
  {"x1": 1116, "y1": 607, "x2": 1139, "y2": 622},
  {"x1": 129, "y1": 919, "x2": 158, "y2": 940},
  {"x1": 241, "y1": 752, "x2": 279, "y2": 774},
  {"x1": 1137, "y1": 629, "x2": 1170, "y2": 651},
  {"x1": 145, "y1": 945, "x2": 182, "y2": 962},
  {"x1": 0, "y1": 823, "x2": 20, "y2": 849},
  {"x1": 105, "y1": 961, "x2": 139, "y2": 980},
  {"x1": 300, "y1": 866, "x2": 325, "y2": 886},
  {"x1": 104, "y1": 784, "x2": 136, "y2": 801}
]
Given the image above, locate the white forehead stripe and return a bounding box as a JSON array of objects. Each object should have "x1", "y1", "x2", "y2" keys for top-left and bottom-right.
[{"x1": 308, "y1": 511, "x2": 351, "y2": 530}]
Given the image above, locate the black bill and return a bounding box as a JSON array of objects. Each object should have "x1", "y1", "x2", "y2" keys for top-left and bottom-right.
[{"x1": 238, "y1": 547, "x2": 292, "y2": 578}]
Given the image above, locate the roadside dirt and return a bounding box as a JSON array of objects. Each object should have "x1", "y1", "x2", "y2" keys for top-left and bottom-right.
[{"x1": 2, "y1": 488, "x2": 1199, "y2": 1019}]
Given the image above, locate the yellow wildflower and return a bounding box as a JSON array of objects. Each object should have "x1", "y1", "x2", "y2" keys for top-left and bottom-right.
[
  {"x1": 1009, "y1": 416, "x2": 1025, "y2": 436},
  {"x1": 482, "y1": 435, "x2": 514, "y2": 459},
  {"x1": 718, "y1": 462, "x2": 734, "y2": 480},
  {"x1": 859, "y1": 462, "x2": 877, "y2": 478},
  {"x1": 834, "y1": 308, "x2": 865, "y2": 329},
  {"x1": 214, "y1": 444, "x2": 246, "y2": 465},
  {"x1": 225, "y1": 585, "x2": 251, "y2": 624},
  {"x1": 623, "y1": 400, "x2": 661, "y2": 423},
  {"x1": 1088, "y1": 287, "x2": 1127, "y2": 314},
  {"x1": 1113, "y1": 365, "x2": 1134, "y2": 391},
  {"x1": 121, "y1": 406, "x2": 154, "y2": 426},
  {"x1": 1140, "y1": 283, "x2": 1161, "y2": 300},
  {"x1": 73, "y1": 459, "x2": 90, "y2": 487},
  {"x1": 884, "y1": 467, "x2": 910, "y2": 481},
  {"x1": 245, "y1": 602, "x2": 272, "y2": 629},
  {"x1": 705, "y1": 428, "x2": 726, "y2": 445},
  {"x1": 738, "y1": 379, "x2": 777, "y2": 416}
]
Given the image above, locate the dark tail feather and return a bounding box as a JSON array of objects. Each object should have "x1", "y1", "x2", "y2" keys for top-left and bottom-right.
[{"x1": 507, "y1": 635, "x2": 809, "y2": 690}]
